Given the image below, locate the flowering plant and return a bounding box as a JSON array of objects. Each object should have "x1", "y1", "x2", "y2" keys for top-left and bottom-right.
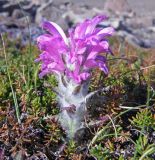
[{"x1": 36, "y1": 15, "x2": 114, "y2": 138}]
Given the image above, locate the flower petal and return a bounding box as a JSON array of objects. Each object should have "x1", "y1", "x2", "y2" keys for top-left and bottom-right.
[
  {"x1": 97, "y1": 27, "x2": 115, "y2": 37},
  {"x1": 84, "y1": 59, "x2": 97, "y2": 68},
  {"x1": 42, "y1": 21, "x2": 68, "y2": 45},
  {"x1": 85, "y1": 15, "x2": 107, "y2": 35},
  {"x1": 79, "y1": 72, "x2": 90, "y2": 81},
  {"x1": 98, "y1": 63, "x2": 109, "y2": 74}
]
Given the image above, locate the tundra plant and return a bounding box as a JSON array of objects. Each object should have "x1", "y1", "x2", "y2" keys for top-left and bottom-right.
[{"x1": 35, "y1": 15, "x2": 114, "y2": 138}]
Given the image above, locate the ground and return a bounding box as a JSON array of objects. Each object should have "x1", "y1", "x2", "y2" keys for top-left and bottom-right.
[{"x1": 0, "y1": 35, "x2": 155, "y2": 159}]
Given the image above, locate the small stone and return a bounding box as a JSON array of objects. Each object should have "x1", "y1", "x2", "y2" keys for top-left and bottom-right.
[{"x1": 104, "y1": 0, "x2": 132, "y2": 15}]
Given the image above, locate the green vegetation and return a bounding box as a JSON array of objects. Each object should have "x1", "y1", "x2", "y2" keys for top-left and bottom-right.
[{"x1": 0, "y1": 35, "x2": 155, "y2": 159}]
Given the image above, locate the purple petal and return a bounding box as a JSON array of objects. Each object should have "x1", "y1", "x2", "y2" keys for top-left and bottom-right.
[
  {"x1": 97, "y1": 27, "x2": 115, "y2": 36},
  {"x1": 39, "y1": 69, "x2": 49, "y2": 78},
  {"x1": 85, "y1": 15, "x2": 108, "y2": 35},
  {"x1": 79, "y1": 72, "x2": 90, "y2": 81},
  {"x1": 74, "y1": 15, "x2": 108, "y2": 39},
  {"x1": 74, "y1": 20, "x2": 89, "y2": 39},
  {"x1": 98, "y1": 63, "x2": 109, "y2": 74},
  {"x1": 84, "y1": 59, "x2": 97, "y2": 68},
  {"x1": 96, "y1": 55, "x2": 106, "y2": 62},
  {"x1": 42, "y1": 21, "x2": 68, "y2": 44}
]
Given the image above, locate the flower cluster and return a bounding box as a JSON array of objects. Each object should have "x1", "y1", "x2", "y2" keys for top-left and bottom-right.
[{"x1": 35, "y1": 15, "x2": 114, "y2": 83}]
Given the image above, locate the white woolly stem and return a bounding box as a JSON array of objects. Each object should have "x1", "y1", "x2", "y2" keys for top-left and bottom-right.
[
  {"x1": 57, "y1": 75, "x2": 88, "y2": 139},
  {"x1": 54, "y1": 75, "x2": 110, "y2": 139}
]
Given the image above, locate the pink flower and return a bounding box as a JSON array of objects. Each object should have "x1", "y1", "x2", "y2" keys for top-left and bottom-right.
[{"x1": 36, "y1": 15, "x2": 114, "y2": 83}]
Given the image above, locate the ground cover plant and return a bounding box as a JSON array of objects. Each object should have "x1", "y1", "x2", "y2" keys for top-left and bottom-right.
[{"x1": 0, "y1": 17, "x2": 155, "y2": 160}]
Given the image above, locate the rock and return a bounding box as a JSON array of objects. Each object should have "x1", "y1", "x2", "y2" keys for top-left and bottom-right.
[
  {"x1": 111, "y1": 20, "x2": 120, "y2": 29},
  {"x1": 0, "y1": 0, "x2": 155, "y2": 48},
  {"x1": 0, "y1": 12, "x2": 9, "y2": 17},
  {"x1": 104, "y1": 0, "x2": 132, "y2": 16},
  {"x1": 12, "y1": 9, "x2": 23, "y2": 19},
  {"x1": 148, "y1": 27, "x2": 155, "y2": 32},
  {"x1": 127, "y1": 0, "x2": 155, "y2": 17},
  {"x1": 125, "y1": 17, "x2": 153, "y2": 29},
  {"x1": 35, "y1": 0, "x2": 56, "y2": 24}
]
